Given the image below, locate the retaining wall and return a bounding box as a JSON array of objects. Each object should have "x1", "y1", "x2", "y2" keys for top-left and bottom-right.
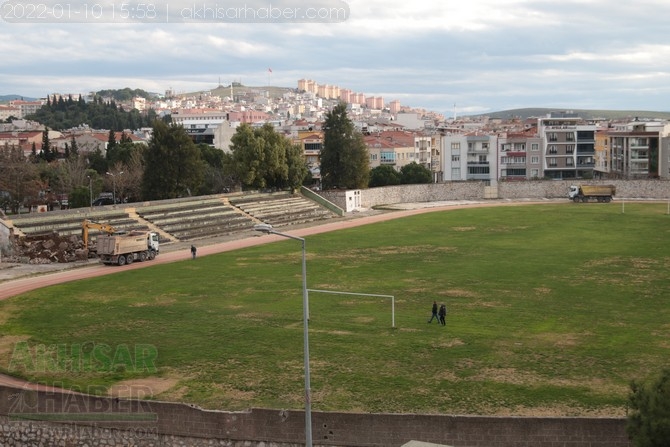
[
  {"x1": 318, "y1": 180, "x2": 670, "y2": 210},
  {"x1": 0, "y1": 384, "x2": 630, "y2": 447}
]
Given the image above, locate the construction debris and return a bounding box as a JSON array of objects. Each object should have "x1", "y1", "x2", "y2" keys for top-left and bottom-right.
[{"x1": 7, "y1": 231, "x2": 88, "y2": 264}]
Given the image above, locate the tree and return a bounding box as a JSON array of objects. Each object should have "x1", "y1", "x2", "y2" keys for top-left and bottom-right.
[
  {"x1": 142, "y1": 120, "x2": 203, "y2": 200},
  {"x1": 0, "y1": 145, "x2": 41, "y2": 213},
  {"x1": 229, "y1": 123, "x2": 307, "y2": 191},
  {"x1": 400, "y1": 162, "x2": 433, "y2": 184},
  {"x1": 41, "y1": 128, "x2": 55, "y2": 162},
  {"x1": 320, "y1": 102, "x2": 369, "y2": 190},
  {"x1": 369, "y1": 165, "x2": 401, "y2": 187},
  {"x1": 627, "y1": 369, "x2": 670, "y2": 446}
]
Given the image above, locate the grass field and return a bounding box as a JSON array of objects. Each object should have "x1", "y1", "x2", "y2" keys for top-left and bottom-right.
[{"x1": 1, "y1": 203, "x2": 669, "y2": 416}]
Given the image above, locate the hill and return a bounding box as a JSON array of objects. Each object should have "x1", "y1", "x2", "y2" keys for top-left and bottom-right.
[
  {"x1": 473, "y1": 107, "x2": 670, "y2": 120},
  {"x1": 186, "y1": 83, "x2": 294, "y2": 100},
  {"x1": 0, "y1": 94, "x2": 37, "y2": 103}
]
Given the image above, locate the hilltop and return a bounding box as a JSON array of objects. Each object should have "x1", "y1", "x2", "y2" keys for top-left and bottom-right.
[{"x1": 473, "y1": 107, "x2": 670, "y2": 120}]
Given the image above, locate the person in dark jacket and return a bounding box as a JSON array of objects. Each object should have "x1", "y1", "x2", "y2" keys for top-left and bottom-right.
[
  {"x1": 191, "y1": 245, "x2": 197, "y2": 259},
  {"x1": 427, "y1": 300, "x2": 439, "y2": 323},
  {"x1": 438, "y1": 303, "x2": 447, "y2": 326}
]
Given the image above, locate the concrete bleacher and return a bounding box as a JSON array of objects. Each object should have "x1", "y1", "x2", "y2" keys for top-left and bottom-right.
[
  {"x1": 8, "y1": 208, "x2": 143, "y2": 240},
  {"x1": 229, "y1": 192, "x2": 336, "y2": 227},
  {"x1": 135, "y1": 197, "x2": 257, "y2": 242},
  {"x1": 4, "y1": 192, "x2": 341, "y2": 248}
]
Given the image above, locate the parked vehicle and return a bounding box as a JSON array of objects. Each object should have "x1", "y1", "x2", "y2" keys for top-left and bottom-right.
[
  {"x1": 568, "y1": 185, "x2": 616, "y2": 203},
  {"x1": 96, "y1": 231, "x2": 160, "y2": 266}
]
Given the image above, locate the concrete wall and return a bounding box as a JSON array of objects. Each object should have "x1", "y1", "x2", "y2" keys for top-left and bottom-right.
[
  {"x1": 318, "y1": 180, "x2": 670, "y2": 210},
  {"x1": 0, "y1": 384, "x2": 631, "y2": 447}
]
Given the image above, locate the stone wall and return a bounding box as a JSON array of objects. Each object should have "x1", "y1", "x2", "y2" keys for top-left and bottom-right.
[
  {"x1": 0, "y1": 384, "x2": 631, "y2": 447},
  {"x1": 318, "y1": 180, "x2": 670, "y2": 210}
]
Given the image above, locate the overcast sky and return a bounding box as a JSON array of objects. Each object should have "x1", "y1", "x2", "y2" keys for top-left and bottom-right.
[{"x1": 1, "y1": 0, "x2": 669, "y2": 115}]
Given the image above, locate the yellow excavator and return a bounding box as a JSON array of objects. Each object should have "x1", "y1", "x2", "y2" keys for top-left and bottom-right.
[{"x1": 81, "y1": 219, "x2": 123, "y2": 255}]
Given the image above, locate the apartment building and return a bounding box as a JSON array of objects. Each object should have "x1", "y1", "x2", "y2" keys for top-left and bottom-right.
[
  {"x1": 594, "y1": 121, "x2": 664, "y2": 179},
  {"x1": 497, "y1": 131, "x2": 543, "y2": 180},
  {"x1": 295, "y1": 130, "x2": 324, "y2": 182},
  {"x1": 442, "y1": 133, "x2": 498, "y2": 185},
  {"x1": 538, "y1": 114, "x2": 597, "y2": 179},
  {"x1": 364, "y1": 130, "x2": 419, "y2": 171}
]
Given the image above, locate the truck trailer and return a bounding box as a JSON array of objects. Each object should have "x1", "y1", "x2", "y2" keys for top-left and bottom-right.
[
  {"x1": 568, "y1": 185, "x2": 616, "y2": 203},
  {"x1": 96, "y1": 231, "x2": 160, "y2": 265}
]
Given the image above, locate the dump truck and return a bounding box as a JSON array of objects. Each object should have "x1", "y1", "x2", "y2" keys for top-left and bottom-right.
[
  {"x1": 81, "y1": 219, "x2": 121, "y2": 256},
  {"x1": 96, "y1": 230, "x2": 160, "y2": 266},
  {"x1": 568, "y1": 185, "x2": 616, "y2": 203}
]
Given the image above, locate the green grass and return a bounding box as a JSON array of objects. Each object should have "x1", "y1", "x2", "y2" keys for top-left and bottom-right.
[{"x1": 1, "y1": 203, "x2": 669, "y2": 416}]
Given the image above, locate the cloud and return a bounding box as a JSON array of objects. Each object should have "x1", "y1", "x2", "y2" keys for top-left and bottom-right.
[{"x1": 1, "y1": 0, "x2": 670, "y2": 112}]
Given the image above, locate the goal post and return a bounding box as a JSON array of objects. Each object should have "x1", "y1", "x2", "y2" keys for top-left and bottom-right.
[{"x1": 307, "y1": 289, "x2": 395, "y2": 328}]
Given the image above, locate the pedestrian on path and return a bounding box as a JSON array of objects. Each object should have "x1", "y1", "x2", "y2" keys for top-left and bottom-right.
[{"x1": 191, "y1": 245, "x2": 197, "y2": 259}]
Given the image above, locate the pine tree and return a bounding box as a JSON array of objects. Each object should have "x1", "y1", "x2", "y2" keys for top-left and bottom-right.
[{"x1": 320, "y1": 102, "x2": 369, "y2": 189}]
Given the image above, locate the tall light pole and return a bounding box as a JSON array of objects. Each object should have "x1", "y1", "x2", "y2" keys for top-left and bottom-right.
[
  {"x1": 253, "y1": 223, "x2": 312, "y2": 447},
  {"x1": 86, "y1": 175, "x2": 92, "y2": 208},
  {"x1": 106, "y1": 171, "x2": 123, "y2": 204}
]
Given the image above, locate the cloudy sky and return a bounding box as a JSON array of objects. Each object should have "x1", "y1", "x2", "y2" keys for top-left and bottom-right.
[{"x1": 1, "y1": 0, "x2": 669, "y2": 115}]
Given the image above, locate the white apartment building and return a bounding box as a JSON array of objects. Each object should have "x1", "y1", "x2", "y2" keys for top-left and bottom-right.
[{"x1": 442, "y1": 133, "x2": 498, "y2": 185}]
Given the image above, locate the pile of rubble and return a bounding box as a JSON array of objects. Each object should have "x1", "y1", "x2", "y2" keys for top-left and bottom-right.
[{"x1": 7, "y1": 231, "x2": 89, "y2": 264}]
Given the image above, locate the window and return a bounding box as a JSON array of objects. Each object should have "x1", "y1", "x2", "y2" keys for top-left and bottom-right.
[
  {"x1": 451, "y1": 167, "x2": 461, "y2": 178},
  {"x1": 548, "y1": 145, "x2": 558, "y2": 154},
  {"x1": 548, "y1": 132, "x2": 558, "y2": 142},
  {"x1": 566, "y1": 145, "x2": 574, "y2": 154},
  {"x1": 548, "y1": 158, "x2": 557, "y2": 166},
  {"x1": 452, "y1": 155, "x2": 460, "y2": 163},
  {"x1": 566, "y1": 158, "x2": 574, "y2": 166},
  {"x1": 531, "y1": 143, "x2": 539, "y2": 151},
  {"x1": 566, "y1": 133, "x2": 575, "y2": 142},
  {"x1": 531, "y1": 156, "x2": 539, "y2": 164},
  {"x1": 451, "y1": 142, "x2": 460, "y2": 150},
  {"x1": 531, "y1": 169, "x2": 539, "y2": 177},
  {"x1": 482, "y1": 143, "x2": 489, "y2": 150}
]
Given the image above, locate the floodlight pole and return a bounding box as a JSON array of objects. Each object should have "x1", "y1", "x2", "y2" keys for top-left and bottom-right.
[{"x1": 253, "y1": 224, "x2": 312, "y2": 447}]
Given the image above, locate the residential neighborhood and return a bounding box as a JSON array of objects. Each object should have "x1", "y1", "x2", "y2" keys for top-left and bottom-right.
[{"x1": 2, "y1": 78, "x2": 670, "y2": 195}]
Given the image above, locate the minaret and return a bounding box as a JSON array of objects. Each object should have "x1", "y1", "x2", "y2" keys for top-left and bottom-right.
[{"x1": 453, "y1": 103, "x2": 457, "y2": 121}]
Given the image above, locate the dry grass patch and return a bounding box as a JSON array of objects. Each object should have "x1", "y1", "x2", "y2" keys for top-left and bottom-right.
[{"x1": 108, "y1": 377, "x2": 179, "y2": 398}]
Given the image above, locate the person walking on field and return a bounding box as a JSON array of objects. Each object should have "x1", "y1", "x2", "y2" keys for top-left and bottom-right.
[
  {"x1": 438, "y1": 303, "x2": 447, "y2": 326},
  {"x1": 191, "y1": 245, "x2": 197, "y2": 260},
  {"x1": 427, "y1": 300, "x2": 439, "y2": 323}
]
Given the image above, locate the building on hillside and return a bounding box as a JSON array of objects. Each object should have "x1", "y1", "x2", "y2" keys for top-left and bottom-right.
[
  {"x1": 0, "y1": 130, "x2": 43, "y2": 157},
  {"x1": 497, "y1": 131, "x2": 543, "y2": 180},
  {"x1": 395, "y1": 112, "x2": 425, "y2": 130},
  {"x1": 0, "y1": 105, "x2": 21, "y2": 121},
  {"x1": 442, "y1": 133, "x2": 498, "y2": 185},
  {"x1": 294, "y1": 130, "x2": 324, "y2": 186},
  {"x1": 537, "y1": 114, "x2": 597, "y2": 179},
  {"x1": 9, "y1": 100, "x2": 44, "y2": 118},
  {"x1": 364, "y1": 130, "x2": 419, "y2": 172}
]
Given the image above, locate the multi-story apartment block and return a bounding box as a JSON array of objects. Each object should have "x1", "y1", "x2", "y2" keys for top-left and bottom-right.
[
  {"x1": 364, "y1": 130, "x2": 418, "y2": 171},
  {"x1": 442, "y1": 133, "x2": 498, "y2": 184},
  {"x1": 538, "y1": 114, "x2": 596, "y2": 179},
  {"x1": 295, "y1": 130, "x2": 324, "y2": 183},
  {"x1": 497, "y1": 132, "x2": 543, "y2": 180},
  {"x1": 594, "y1": 121, "x2": 664, "y2": 179}
]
